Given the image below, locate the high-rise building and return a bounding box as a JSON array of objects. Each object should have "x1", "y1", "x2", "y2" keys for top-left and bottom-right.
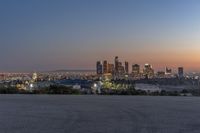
[
  {"x1": 125, "y1": 61, "x2": 129, "y2": 74},
  {"x1": 103, "y1": 60, "x2": 108, "y2": 74},
  {"x1": 108, "y1": 63, "x2": 114, "y2": 74},
  {"x1": 115, "y1": 56, "x2": 119, "y2": 74},
  {"x1": 143, "y1": 64, "x2": 154, "y2": 78},
  {"x1": 96, "y1": 61, "x2": 103, "y2": 74},
  {"x1": 118, "y1": 62, "x2": 125, "y2": 74},
  {"x1": 178, "y1": 67, "x2": 184, "y2": 78},
  {"x1": 132, "y1": 64, "x2": 140, "y2": 76}
]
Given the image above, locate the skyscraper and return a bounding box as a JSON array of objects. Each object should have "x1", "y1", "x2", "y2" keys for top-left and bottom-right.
[
  {"x1": 108, "y1": 63, "x2": 114, "y2": 74},
  {"x1": 103, "y1": 60, "x2": 108, "y2": 74},
  {"x1": 178, "y1": 67, "x2": 184, "y2": 78},
  {"x1": 118, "y1": 62, "x2": 125, "y2": 74},
  {"x1": 96, "y1": 61, "x2": 103, "y2": 75},
  {"x1": 143, "y1": 64, "x2": 154, "y2": 78},
  {"x1": 132, "y1": 64, "x2": 140, "y2": 76},
  {"x1": 115, "y1": 56, "x2": 119, "y2": 74},
  {"x1": 125, "y1": 61, "x2": 129, "y2": 74}
]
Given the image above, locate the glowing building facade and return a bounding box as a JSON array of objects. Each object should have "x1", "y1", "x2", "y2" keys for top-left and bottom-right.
[
  {"x1": 132, "y1": 64, "x2": 140, "y2": 77},
  {"x1": 143, "y1": 64, "x2": 154, "y2": 78}
]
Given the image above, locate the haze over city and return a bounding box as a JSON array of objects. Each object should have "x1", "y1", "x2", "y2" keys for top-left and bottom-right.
[{"x1": 1, "y1": 0, "x2": 200, "y2": 72}]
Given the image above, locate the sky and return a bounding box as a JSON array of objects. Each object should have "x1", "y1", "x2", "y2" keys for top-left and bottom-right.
[{"x1": 0, "y1": 0, "x2": 200, "y2": 72}]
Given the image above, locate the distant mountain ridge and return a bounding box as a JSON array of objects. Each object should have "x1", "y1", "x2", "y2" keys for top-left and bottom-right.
[{"x1": 50, "y1": 69, "x2": 96, "y2": 72}]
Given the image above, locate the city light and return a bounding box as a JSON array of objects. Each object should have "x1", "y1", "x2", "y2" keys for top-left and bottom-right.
[
  {"x1": 30, "y1": 84, "x2": 33, "y2": 88},
  {"x1": 94, "y1": 83, "x2": 97, "y2": 87}
]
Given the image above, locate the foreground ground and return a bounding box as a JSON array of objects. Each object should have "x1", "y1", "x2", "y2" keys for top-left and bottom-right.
[{"x1": 0, "y1": 95, "x2": 200, "y2": 133}]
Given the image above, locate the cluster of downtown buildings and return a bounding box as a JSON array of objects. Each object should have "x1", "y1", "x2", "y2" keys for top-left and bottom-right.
[{"x1": 96, "y1": 56, "x2": 184, "y2": 79}]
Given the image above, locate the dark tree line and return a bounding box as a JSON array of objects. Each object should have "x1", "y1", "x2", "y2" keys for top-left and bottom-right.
[
  {"x1": 0, "y1": 85, "x2": 81, "y2": 94},
  {"x1": 100, "y1": 87, "x2": 181, "y2": 96},
  {"x1": 0, "y1": 85, "x2": 200, "y2": 96}
]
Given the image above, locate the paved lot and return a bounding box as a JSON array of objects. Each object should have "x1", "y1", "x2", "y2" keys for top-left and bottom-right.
[{"x1": 0, "y1": 95, "x2": 200, "y2": 133}]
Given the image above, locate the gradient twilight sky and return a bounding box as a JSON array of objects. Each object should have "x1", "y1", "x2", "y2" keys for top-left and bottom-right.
[{"x1": 1, "y1": 0, "x2": 200, "y2": 72}]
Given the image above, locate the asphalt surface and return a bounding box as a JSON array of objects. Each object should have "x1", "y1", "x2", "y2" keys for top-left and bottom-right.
[{"x1": 0, "y1": 95, "x2": 200, "y2": 133}]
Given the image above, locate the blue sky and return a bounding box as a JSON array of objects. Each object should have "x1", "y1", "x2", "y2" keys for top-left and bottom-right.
[{"x1": 1, "y1": 0, "x2": 200, "y2": 72}]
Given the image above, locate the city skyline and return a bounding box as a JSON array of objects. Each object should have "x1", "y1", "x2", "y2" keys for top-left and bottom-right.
[
  {"x1": 96, "y1": 56, "x2": 184, "y2": 75},
  {"x1": 1, "y1": 0, "x2": 200, "y2": 72}
]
